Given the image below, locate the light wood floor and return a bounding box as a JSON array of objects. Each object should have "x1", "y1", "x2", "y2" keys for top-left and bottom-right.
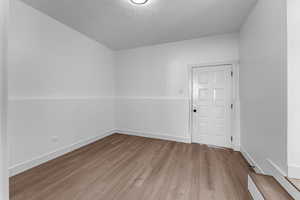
[
  {"x1": 251, "y1": 173, "x2": 293, "y2": 200},
  {"x1": 10, "y1": 134, "x2": 252, "y2": 200}
]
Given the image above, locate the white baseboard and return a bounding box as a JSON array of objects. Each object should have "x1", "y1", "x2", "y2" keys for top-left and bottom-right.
[
  {"x1": 240, "y1": 146, "x2": 264, "y2": 174},
  {"x1": 266, "y1": 159, "x2": 300, "y2": 199},
  {"x1": 233, "y1": 145, "x2": 240, "y2": 152},
  {"x1": 248, "y1": 175, "x2": 265, "y2": 200},
  {"x1": 288, "y1": 164, "x2": 300, "y2": 179},
  {"x1": 9, "y1": 130, "x2": 115, "y2": 177},
  {"x1": 266, "y1": 159, "x2": 287, "y2": 177},
  {"x1": 116, "y1": 129, "x2": 191, "y2": 143}
]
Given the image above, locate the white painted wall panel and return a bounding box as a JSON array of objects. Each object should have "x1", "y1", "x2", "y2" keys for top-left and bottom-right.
[
  {"x1": 239, "y1": 0, "x2": 287, "y2": 174},
  {"x1": 8, "y1": 98, "x2": 114, "y2": 168},
  {"x1": 115, "y1": 34, "x2": 239, "y2": 140},
  {"x1": 8, "y1": 0, "x2": 115, "y2": 173},
  {"x1": 287, "y1": 0, "x2": 300, "y2": 179},
  {"x1": 9, "y1": 0, "x2": 115, "y2": 97},
  {"x1": 0, "y1": 0, "x2": 9, "y2": 198},
  {"x1": 116, "y1": 97, "x2": 189, "y2": 141}
]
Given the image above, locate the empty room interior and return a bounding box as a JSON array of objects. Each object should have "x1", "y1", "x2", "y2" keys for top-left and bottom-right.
[{"x1": 1, "y1": 0, "x2": 300, "y2": 199}]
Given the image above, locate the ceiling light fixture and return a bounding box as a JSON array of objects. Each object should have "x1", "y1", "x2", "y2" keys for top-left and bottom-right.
[{"x1": 130, "y1": 0, "x2": 149, "y2": 5}]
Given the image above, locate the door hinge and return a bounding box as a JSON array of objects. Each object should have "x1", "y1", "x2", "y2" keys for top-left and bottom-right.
[
  {"x1": 230, "y1": 104, "x2": 234, "y2": 110},
  {"x1": 231, "y1": 71, "x2": 233, "y2": 77},
  {"x1": 231, "y1": 136, "x2": 233, "y2": 142}
]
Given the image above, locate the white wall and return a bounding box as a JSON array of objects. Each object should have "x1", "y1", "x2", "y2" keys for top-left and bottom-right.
[
  {"x1": 8, "y1": 1, "x2": 240, "y2": 177},
  {"x1": 115, "y1": 34, "x2": 239, "y2": 143},
  {"x1": 8, "y1": 0, "x2": 115, "y2": 175},
  {"x1": 239, "y1": 0, "x2": 287, "y2": 174},
  {"x1": 0, "y1": 0, "x2": 9, "y2": 198},
  {"x1": 287, "y1": 0, "x2": 300, "y2": 179}
]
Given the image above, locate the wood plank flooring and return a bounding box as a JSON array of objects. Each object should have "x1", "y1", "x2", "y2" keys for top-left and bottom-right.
[
  {"x1": 250, "y1": 173, "x2": 293, "y2": 200},
  {"x1": 10, "y1": 134, "x2": 252, "y2": 200}
]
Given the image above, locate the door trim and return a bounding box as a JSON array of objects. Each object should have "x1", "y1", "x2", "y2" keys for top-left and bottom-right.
[
  {"x1": 0, "y1": 0, "x2": 9, "y2": 198},
  {"x1": 187, "y1": 60, "x2": 239, "y2": 150}
]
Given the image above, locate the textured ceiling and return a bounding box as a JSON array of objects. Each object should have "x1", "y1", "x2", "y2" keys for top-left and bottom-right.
[{"x1": 21, "y1": 0, "x2": 257, "y2": 50}]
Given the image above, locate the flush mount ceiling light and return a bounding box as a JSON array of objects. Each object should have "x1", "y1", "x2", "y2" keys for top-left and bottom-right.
[{"x1": 130, "y1": 0, "x2": 149, "y2": 5}]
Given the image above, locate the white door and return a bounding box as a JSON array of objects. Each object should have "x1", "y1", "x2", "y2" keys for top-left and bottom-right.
[{"x1": 192, "y1": 65, "x2": 233, "y2": 148}]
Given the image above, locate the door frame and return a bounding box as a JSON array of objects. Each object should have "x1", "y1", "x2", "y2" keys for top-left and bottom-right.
[
  {"x1": 0, "y1": 0, "x2": 9, "y2": 199},
  {"x1": 187, "y1": 60, "x2": 240, "y2": 150}
]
